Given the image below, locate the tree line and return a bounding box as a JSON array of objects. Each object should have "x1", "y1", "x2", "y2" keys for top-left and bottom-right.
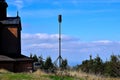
[
  {"x1": 30, "y1": 54, "x2": 68, "y2": 72},
  {"x1": 75, "y1": 54, "x2": 120, "y2": 77},
  {"x1": 30, "y1": 53, "x2": 120, "y2": 77}
]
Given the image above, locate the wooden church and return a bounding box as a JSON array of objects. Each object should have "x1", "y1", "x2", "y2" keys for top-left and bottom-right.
[{"x1": 0, "y1": 0, "x2": 33, "y2": 72}]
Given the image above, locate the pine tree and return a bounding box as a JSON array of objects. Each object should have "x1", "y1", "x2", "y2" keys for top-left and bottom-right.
[
  {"x1": 109, "y1": 55, "x2": 120, "y2": 77},
  {"x1": 38, "y1": 55, "x2": 44, "y2": 69},
  {"x1": 89, "y1": 55, "x2": 94, "y2": 73},
  {"x1": 44, "y1": 56, "x2": 53, "y2": 71},
  {"x1": 91, "y1": 55, "x2": 103, "y2": 74},
  {"x1": 61, "y1": 59, "x2": 68, "y2": 70},
  {"x1": 30, "y1": 53, "x2": 33, "y2": 59},
  {"x1": 33, "y1": 54, "x2": 38, "y2": 62}
]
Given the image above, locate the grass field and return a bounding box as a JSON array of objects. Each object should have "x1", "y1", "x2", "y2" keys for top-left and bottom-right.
[
  {"x1": 0, "y1": 69, "x2": 119, "y2": 80},
  {"x1": 0, "y1": 69, "x2": 81, "y2": 80},
  {"x1": 68, "y1": 70, "x2": 120, "y2": 80}
]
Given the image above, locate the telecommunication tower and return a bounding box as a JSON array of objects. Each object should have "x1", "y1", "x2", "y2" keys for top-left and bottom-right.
[{"x1": 54, "y1": 14, "x2": 63, "y2": 68}]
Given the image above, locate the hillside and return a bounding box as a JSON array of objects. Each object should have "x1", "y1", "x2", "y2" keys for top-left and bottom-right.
[{"x1": 0, "y1": 69, "x2": 120, "y2": 80}]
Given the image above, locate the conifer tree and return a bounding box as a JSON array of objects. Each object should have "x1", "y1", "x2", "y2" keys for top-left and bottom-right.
[
  {"x1": 33, "y1": 54, "x2": 38, "y2": 62},
  {"x1": 44, "y1": 56, "x2": 53, "y2": 71},
  {"x1": 61, "y1": 59, "x2": 68, "y2": 70}
]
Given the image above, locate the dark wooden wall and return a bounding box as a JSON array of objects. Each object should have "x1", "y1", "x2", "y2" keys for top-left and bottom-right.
[
  {"x1": 0, "y1": 26, "x2": 21, "y2": 56},
  {"x1": 0, "y1": 61, "x2": 33, "y2": 72},
  {"x1": 14, "y1": 61, "x2": 33, "y2": 72},
  {"x1": 0, "y1": 61, "x2": 14, "y2": 71}
]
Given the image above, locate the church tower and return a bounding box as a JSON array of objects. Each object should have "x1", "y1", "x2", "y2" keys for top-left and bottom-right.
[
  {"x1": 0, "y1": 0, "x2": 21, "y2": 57},
  {"x1": 0, "y1": 0, "x2": 33, "y2": 72},
  {"x1": 0, "y1": 0, "x2": 8, "y2": 20},
  {"x1": 0, "y1": 0, "x2": 21, "y2": 56}
]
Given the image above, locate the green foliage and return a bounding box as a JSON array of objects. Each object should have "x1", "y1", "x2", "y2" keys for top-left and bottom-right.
[
  {"x1": 0, "y1": 72, "x2": 84, "y2": 80},
  {"x1": 0, "y1": 73, "x2": 33, "y2": 80},
  {"x1": 61, "y1": 59, "x2": 68, "y2": 70},
  {"x1": 93, "y1": 55, "x2": 104, "y2": 74},
  {"x1": 38, "y1": 55, "x2": 44, "y2": 69},
  {"x1": 104, "y1": 55, "x2": 120, "y2": 77},
  {"x1": 48, "y1": 75, "x2": 81, "y2": 80},
  {"x1": 33, "y1": 54, "x2": 38, "y2": 62},
  {"x1": 79, "y1": 54, "x2": 120, "y2": 77},
  {"x1": 30, "y1": 53, "x2": 38, "y2": 62},
  {"x1": 30, "y1": 53, "x2": 33, "y2": 59},
  {"x1": 44, "y1": 56, "x2": 54, "y2": 71}
]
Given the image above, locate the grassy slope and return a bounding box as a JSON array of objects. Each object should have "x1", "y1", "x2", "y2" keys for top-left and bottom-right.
[
  {"x1": 0, "y1": 69, "x2": 83, "y2": 80},
  {"x1": 0, "y1": 69, "x2": 120, "y2": 80},
  {"x1": 0, "y1": 69, "x2": 50, "y2": 80},
  {"x1": 0, "y1": 73, "x2": 51, "y2": 80},
  {"x1": 68, "y1": 70, "x2": 120, "y2": 80},
  {"x1": 0, "y1": 73, "x2": 81, "y2": 80}
]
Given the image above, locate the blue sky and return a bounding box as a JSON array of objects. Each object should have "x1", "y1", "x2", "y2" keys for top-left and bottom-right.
[{"x1": 6, "y1": 0, "x2": 120, "y2": 66}]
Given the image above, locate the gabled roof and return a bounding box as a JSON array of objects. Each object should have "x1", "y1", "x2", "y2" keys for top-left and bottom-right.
[
  {"x1": 0, "y1": 17, "x2": 20, "y2": 25},
  {"x1": 0, "y1": 55, "x2": 33, "y2": 62},
  {"x1": 0, "y1": 55, "x2": 15, "y2": 61},
  {"x1": 0, "y1": 17, "x2": 22, "y2": 30},
  {"x1": 15, "y1": 55, "x2": 33, "y2": 61}
]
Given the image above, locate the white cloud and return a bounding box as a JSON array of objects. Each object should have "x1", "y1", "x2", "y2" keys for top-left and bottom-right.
[
  {"x1": 7, "y1": 0, "x2": 36, "y2": 9},
  {"x1": 31, "y1": 43, "x2": 58, "y2": 49},
  {"x1": 92, "y1": 40, "x2": 112, "y2": 44},
  {"x1": 22, "y1": 33, "x2": 120, "y2": 55},
  {"x1": 14, "y1": 0, "x2": 24, "y2": 9},
  {"x1": 22, "y1": 33, "x2": 78, "y2": 43},
  {"x1": 21, "y1": 33, "x2": 120, "y2": 65}
]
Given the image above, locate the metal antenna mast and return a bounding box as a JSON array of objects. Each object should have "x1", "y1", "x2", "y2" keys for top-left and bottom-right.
[
  {"x1": 58, "y1": 14, "x2": 62, "y2": 67},
  {"x1": 54, "y1": 14, "x2": 63, "y2": 68}
]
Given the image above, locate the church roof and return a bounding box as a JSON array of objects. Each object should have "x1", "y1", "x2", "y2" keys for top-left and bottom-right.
[
  {"x1": 0, "y1": 17, "x2": 20, "y2": 25},
  {"x1": 0, "y1": 55, "x2": 32, "y2": 62},
  {"x1": 0, "y1": 55, "x2": 15, "y2": 61},
  {"x1": 14, "y1": 55, "x2": 33, "y2": 61},
  {"x1": 0, "y1": 17, "x2": 22, "y2": 30}
]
